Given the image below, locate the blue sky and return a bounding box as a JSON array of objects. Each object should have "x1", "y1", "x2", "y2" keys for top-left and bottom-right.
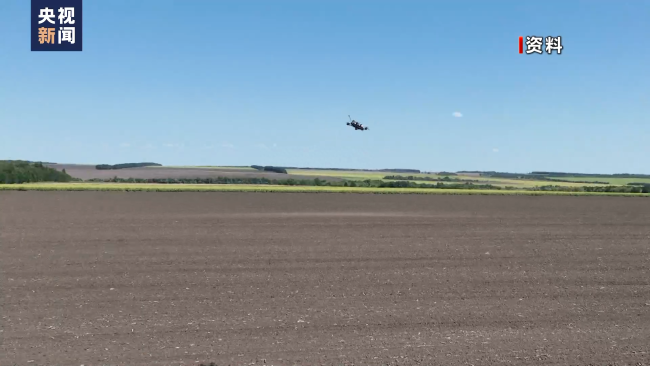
[{"x1": 1, "y1": 0, "x2": 648, "y2": 173}]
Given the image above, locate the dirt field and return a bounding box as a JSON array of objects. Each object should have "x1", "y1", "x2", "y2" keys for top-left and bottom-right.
[
  {"x1": 47, "y1": 164, "x2": 342, "y2": 182},
  {"x1": 1, "y1": 192, "x2": 649, "y2": 366}
]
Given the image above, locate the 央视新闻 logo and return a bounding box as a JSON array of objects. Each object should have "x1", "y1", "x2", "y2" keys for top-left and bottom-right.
[{"x1": 31, "y1": 0, "x2": 82, "y2": 51}]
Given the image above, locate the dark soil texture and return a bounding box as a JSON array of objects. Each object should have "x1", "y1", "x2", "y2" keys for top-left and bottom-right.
[
  {"x1": 47, "y1": 164, "x2": 342, "y2": 182},
  {"x1": 1, "y1": 192, "x2": 649, "y2": 366}
]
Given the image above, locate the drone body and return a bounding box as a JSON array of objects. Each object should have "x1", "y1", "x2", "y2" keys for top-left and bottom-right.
[{"x1": 346, "y1": 115, "x2": 369, "y2": 131}]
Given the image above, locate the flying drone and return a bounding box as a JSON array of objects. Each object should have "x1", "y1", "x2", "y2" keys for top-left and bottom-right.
[{"x1": 346, "y1": 115, "x2": 368, "y2": 131}]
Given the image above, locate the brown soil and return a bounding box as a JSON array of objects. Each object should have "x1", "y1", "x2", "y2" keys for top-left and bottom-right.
[
  {"x1": 1, "y1": 192, "x2": 649, "y2": 366},
  {"x1": 47, "y1": 164, "x2": 342, "y2": 182}
]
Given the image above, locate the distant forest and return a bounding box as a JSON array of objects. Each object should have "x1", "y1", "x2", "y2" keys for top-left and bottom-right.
[
  {"x1": 0, "y1": 160, "x2": 74, "y2": 184},
  {"x1": 250, "y1": 165, "x2": 288, "y2": 174},
  {"x1": 95, "y1": 162, "x2": 162, "y2": 170}
]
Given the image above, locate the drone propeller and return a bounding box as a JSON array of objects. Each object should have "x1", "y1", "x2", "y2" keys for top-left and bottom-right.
[{"x1": 348, "y1": 115, "x2": 352, "y2": 122}]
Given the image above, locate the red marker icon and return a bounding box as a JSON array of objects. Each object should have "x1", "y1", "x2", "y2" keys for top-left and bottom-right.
[{"x1": 519, "y1": 36, "x2": 523, "y2": 54}]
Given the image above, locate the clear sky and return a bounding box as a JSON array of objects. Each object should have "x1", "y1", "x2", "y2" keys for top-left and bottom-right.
[{"x1": 1, "y1": 0, "x2": 648, "y2": 173}]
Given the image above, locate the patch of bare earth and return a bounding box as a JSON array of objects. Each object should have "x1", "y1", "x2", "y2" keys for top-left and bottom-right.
[{"x1": 1, "y1": 192, "x2": 649, "y2": 365}]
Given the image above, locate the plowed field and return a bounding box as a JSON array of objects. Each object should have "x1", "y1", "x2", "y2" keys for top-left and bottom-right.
[
  {"x1": 47, "y1": 164, "x2": 342, "y2": 182},
  {"x1": 1, "y1": 192, "x2": 649, "y2": 365}
]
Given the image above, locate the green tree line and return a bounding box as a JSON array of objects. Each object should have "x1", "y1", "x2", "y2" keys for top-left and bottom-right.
[
  {"x1": 531, "y1": 185, "x2": 647, "y2": 193},
  {"x1": 96, "y1": 162, "x2": 162, "y2": 170},
  {"x1": 250, "y1": 165, "x2": 288, "y2": 174},
  {"x1": 459, "y1": 170, "x2": 645, "y2": 181},
  {"x1": 91, "y1": 176, "x2": 502, "y2": 190},
  {"x1": 0, "y1": 161, "x2": 74, "y2": 184},
  {"x1": 88, "y1": 176, "x2": 649, "y2": 193}
]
